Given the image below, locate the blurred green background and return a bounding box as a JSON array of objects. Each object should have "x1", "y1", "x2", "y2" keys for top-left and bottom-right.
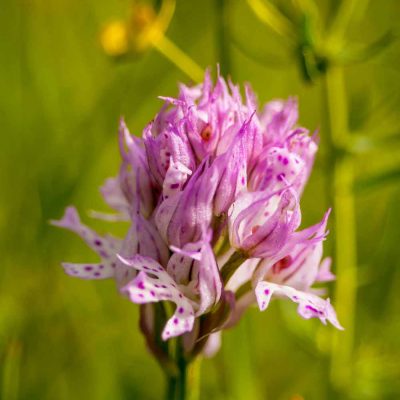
[{"x1": 1, "y1": 0, "x2": 400, "y2": 399}]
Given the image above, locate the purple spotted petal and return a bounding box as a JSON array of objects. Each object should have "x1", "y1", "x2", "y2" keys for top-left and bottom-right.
[
  {"x1": 255, "y1": 281, "x2": 343, "y2": 329},
  {"x1": 162, "y1": 159, "x2": 192, "y2": 199},
  {"x1": 62, "y1": 262, "x2": 114, "y2": 280},
  {"x1": 250, "y1": 146, "x2": 305, "y2": 192},
  {"x1": 119, "y1": 118, "x2": 155, "y2": 217},
  {"x1": 143, "y1": 115, "x2": 195, "y2": 188},
  {"x1": 51, "y1": 207, "x2": 120, "y2": 278},
  {"x1": 158, "y1": 159, "x2": 219, "y2": 247},
  {"x1": 213, "y1": 127, "x2": 248, "y2": 216},
  {"x1": 260, "y1": 97, "x2": 298, "y2": 144},
  {"x1": 168, "y1": 234, "x2": 222, "y2": 315},
  {"x1": 119, "y1": 254, "x2": 195, "y2": 340},
  {"x1": 253, "y1": 209, "x2": 331, "y2": 291}
]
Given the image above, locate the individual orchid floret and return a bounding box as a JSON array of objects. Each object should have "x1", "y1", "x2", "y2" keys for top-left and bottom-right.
[
  {"x1": 260, "y1": 97, "x2": 298, "y2": 144},
  {"x1": 253, "y1": 209, "x2": 332, "y2": 290},
  {"x1": 119, "y1": 232, "x2": 222, "y2": 340},
  {"x1": 155, "y1": 158, "x2": 220, "y2": 247},
  {"x1": 119, "y1": 254, "x2": 196, "y2": 340},
  {"x1": 255, "y1": 282, "x2": 343, "y2": 329},
  {"x1": 252, "y1": 209, "x2": 342, "y2": 329},
  {"x1": 143, "y1": 117, "x2": 196, "y2": 188},
  {"x1": 228, "y1": 188, "x2": 301, "y2": 258},
  {"x1": 169, "y1": 232, "x2": 222, "y2": 315}
]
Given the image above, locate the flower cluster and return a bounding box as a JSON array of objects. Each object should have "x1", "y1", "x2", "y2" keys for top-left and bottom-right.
[{"x1": 53, "y1": 71, "x2": 342, "y2": 358}]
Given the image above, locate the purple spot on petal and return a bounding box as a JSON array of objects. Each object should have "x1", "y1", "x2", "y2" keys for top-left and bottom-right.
[
  {"x1": 94, "y1": 240, "x2": 102, "y2": 246},
  {"x1": 264, "y1": 289, "x2": 270, "y2": 295},
  {"x1": 85, "y1": 266, "x2": 93, "y2": 271},
  {"x1": 173, "y1": 318, "x2": 179, "y2": 325},
  {"x1": 305, "y1": 305, "x2": 319, "y2": 314},
  {"x1": 178, "y1": 307, "x2": 184, "y2": 314}
]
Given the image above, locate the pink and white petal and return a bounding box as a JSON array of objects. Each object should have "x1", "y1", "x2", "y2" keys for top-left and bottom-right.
[
  {"x1": 255, "y1": 281, "x2": 343, "y2": 330},
  {"x1": 316, "y1": 257, "x2": 335, "y2": 282},
  {"x1": 196, "y1": 242, "x2": 222, "y2": 315},
  {"x1": 202, "y1": 332, "x2": 221, "y2": 358},
  {"x1": 167, "y1": 244, "x2": 198, "y2": 285},
  {"x1": 51, "y1": 206, "x2": 121, "y2": 263},
  {"x1": 119, "y1": 255, "x2": 196, "y2": 340},
  {"x1": 99, "y1": 176, "x2": 129, "y2": 217},
  {"x1": 162, "y1": 159, "x2": 192, "y2": 199},
  {"x1": 213, "y1": 129, "x2": 248, "y2": 215},
  {"x1": 119, "y1": 119, "x2": 155, "y2": 216},
  {"x1": 168, "y1": 235, "x2": 222, "y2": 315},
  {"x1": 169, "y1": 244, "x2": 202, "y2": 261},
  {"x1": 155, "y1": 194, "x2": 181, "y2": 243},
  {"x1": 166, "y1": 159, "x2": 219, "y2": 247},
  {"x1": 226, "y1": 258, "x2": 259, "y2": 292},
  {"x1": 62, "y1": 262, "x2": 115, "y2": 280}
]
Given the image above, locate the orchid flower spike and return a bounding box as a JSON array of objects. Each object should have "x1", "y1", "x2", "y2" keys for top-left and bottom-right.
[{"x1": 52, "y1": 69, "x2": 342, "y2": 363}]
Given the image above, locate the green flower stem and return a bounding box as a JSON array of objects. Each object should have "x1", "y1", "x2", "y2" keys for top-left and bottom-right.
[
  {"x1": 220, "y1": 251, "x2": 247, "y2": 283},
  {"x1": 165, "y1": 341, "x2": 201, "y2": 400},
  {"x1": 322, "y1": 65, "x2": 357, "y2": 391},
  {"x1": 166, "y1": 374, "x2": 178, "y2": 400}
]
